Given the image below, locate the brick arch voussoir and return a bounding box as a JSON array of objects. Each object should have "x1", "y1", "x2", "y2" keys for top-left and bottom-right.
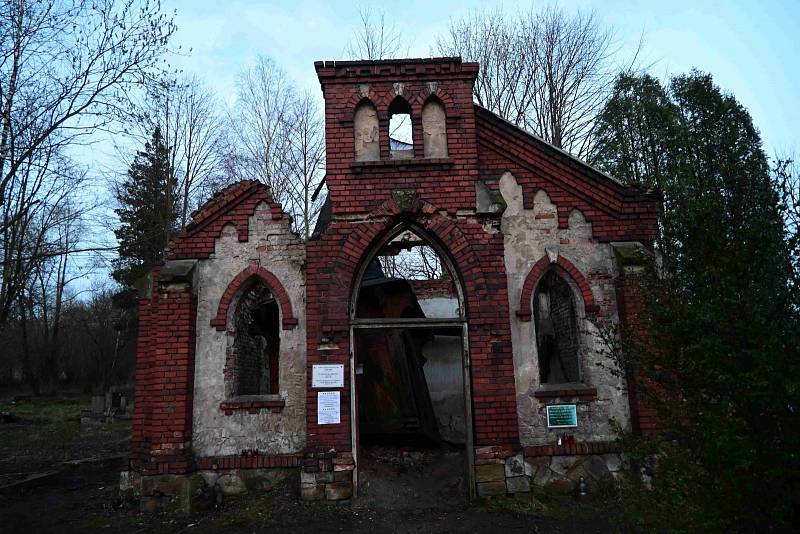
[
  {"x1": 211, "y1": 264, "x2": 298, "y2": 331},
  {"x1": 347, "y1": 94, "x2": 378, "y2": 121},
  {"x1": 341, "y1": 197, "x2": 490, "y2": 319},
  {"x1": 517, "y1": 254, "x2": 599, "y2": 322}
]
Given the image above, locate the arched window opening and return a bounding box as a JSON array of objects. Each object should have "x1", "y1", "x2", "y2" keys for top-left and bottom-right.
[
  {"x1": 388, "y1": 98, "x2": 414, "y2": 160},
  {"x1": 355, "y1": 229, "x2": 460, "y2": 320},
  {"x1": 354, "y1": 100, "x2": 380, "y2": 161},
  {"x1": 422, "y1": 98, "x2": 447, "y2": 158},
  {"x1": 534, "y1": 270, "x2": 581, "y2": 384},
  {"x1": 227, "y1": 281, "x2": 280, "y2": 397}
]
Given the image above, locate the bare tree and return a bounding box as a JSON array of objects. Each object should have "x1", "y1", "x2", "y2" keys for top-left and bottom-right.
[
  {"x1": 131, "y1": 76, "x2": 223, "y2": 230},
  {"x1": 773, "y1": 153, "x2": 799, "y2": 276},
  {"x1": 436, "y1": 6, "x2": 617, "y2": 159},
  {"x1": 229, "y1": 56, "x2": 295, "y2": 205},
  {"x1": 436, "y1": 8, "x2": 535, "y2": 126},
  {"x1": 345, "y1": 5, "x2": 405, "y2": 60},
  {"x1": 283, "y1": 92, "x2": 325, "y2": 239},
  {"x1": 527, "y1": 7, "x2": 615, "y2": 157},
  {"x1": 0, "y1": 0, "x2": 175, "y2": 327},
  {"x1": 224, "y1": 57, "x2": 326, "y2": 237}
]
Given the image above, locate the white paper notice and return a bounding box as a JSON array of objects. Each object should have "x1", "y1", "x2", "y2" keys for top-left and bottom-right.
[
  {"x1": 317, "y1": 391, "x2": 341, "y2": 425},
  {"x1": 312, "y1": 364, "x2": 344, "y2": 388}
]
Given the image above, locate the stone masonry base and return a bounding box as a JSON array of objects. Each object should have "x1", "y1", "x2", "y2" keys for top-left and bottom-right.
[
  {"x1": 474, "y1": 444, "x2": 624, "y2": 497},
  {"x1": 120, "y1": 467, "x2": 297, "y2": 513},
  {"x1": 299, "y1": 451, "x2": 355, "y2": 501}
]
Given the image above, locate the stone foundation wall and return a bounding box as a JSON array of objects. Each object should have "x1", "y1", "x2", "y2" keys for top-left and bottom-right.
[
  {"x1": 474, "y1": 444, "x2": 623, "y2": 497},
  {"x1": 299, "y1": 452, "x2": 355, "y2": 501}
]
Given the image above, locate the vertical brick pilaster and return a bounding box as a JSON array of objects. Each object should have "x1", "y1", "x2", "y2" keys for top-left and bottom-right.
[
  {"x1": 613, "y1": 243, "x2": 660, "y2": 435},
  {"x1": 130, "y1": 269, "x2": 197, "y2": 475}
]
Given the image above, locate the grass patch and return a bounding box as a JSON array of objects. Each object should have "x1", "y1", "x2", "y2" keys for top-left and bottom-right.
[
  {"x1": 0, "y1": 394, "x2": 131, "y2": 475},
  {"x1": 0, "y1": 394, "x2": 87, "y2": 422}
]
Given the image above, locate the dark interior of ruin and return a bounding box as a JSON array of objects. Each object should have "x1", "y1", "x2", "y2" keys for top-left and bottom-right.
[
  {"x1": 232, "y1": 284, "x2": 280, "y2": 396},
  {"x1": 534, "y1": 270, "x2": 581, "y2": 384},
  {"x1": 355, "y1": 244, "x2": 466, "y2": 447}
]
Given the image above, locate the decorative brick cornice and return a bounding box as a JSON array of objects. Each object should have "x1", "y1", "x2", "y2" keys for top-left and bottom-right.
[
  {"x1": 315, "y1": 57, "x2": 479, "y2": 84},
  {"x1": 220, "y1": 398, "x2": 285, "y2": 415},
  {"x1": 533, "y1": 386, "x2": 597, "y2": 401},
  {"x1": 166, "y1": 181, "x2": 288, "y2": 261},
  {"x1": 211, "y1": 263, "x2": 298, "y2": 331},
  {"x1": 523, "y1": 441, "x2": 620, "y2": 457},
  {"x1": 195, "y1": 453, "x2": 302, "y2": 470},
  {"x1": 517, "y1": 254, "x2": 599, "y2": 321}
]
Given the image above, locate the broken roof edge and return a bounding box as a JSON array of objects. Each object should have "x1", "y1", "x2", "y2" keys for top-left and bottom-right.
[
  {"x1": 315, "y1": 56, "x2": 464, "y2": 68},
  {"x1": 475, "y1": 104, "x2": 659, "y2": 198},
  {"x1": 186, "y1": 180, "x2": 279, "y2": 232},
  {"x1": 314, "y1": 57, "x2": 479, "y2": 79}
]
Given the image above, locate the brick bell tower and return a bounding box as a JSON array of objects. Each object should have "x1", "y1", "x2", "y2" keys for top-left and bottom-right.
[{"x1": 303, "y1": 58, "x2": 520, "y2": 498}]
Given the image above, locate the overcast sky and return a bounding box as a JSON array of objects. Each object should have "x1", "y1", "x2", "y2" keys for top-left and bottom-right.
[
  {"x1": 76, "y1": 0, "x2": 799, "y2": 291},
  {"x1": 166, "y1": 0, "x2": 799, "y2": 155}
]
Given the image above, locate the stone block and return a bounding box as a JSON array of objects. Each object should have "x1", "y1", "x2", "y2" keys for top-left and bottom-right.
[
  {"x1": 505, "y1": 476, "x2": 531, "y2": 493},
  {"x1": 325, "y1": 481, "x2": 353, "y2": 500},
  {"x1": 300, "y1": 471, "x2": 317, "y2": 485},
  {"x1": 525, "y1": 456, "x2": 550, "y2": 479},
  {"x1": 566, "y1": 460, "x2": 590, "y2": 482},
  {"x1": 333, "y1": 470, "x2": 353, "y2": 482},
  {"x1": 475, "y1": 463, "x2": 505, "y2": 483},
  {"x1": 198, "y1": 471, "x2": 219, "y2": 488},
  {"x1": 140, "y1": 474, "x2": 185, "y2": 496},
  {"x1": 119, "y1": 470, "x2": 141, "y2": 494},
  {"x1": 582, "y1": 455, "x2": 612, "y2": 481},
  {"x1": 477, "y1": 481, "x2": 507, "y2": 497},
  {"x1": 216, "y1": 473, "x2": 247, "y2": 496},
  {"x1": 334, "y1": 463, "x2": 354, "y2": 471},
  {"x1": 504, "y1": 452, "x2": 526, "y2": 477},
  {"x1": 533, "y1": 464, "x2": 553, "y2": 487},
  {"x1": 315, "y1": 471, "x2": 334, "y2": 484},
  {"x1": 604, "y1": 454, "x2": 623, "y2": 472},
  {"x1": 179, "y1": 474, "x2": 207, "y2": 514},
  {"x1": 301, "y1": 483, "x2": 325, "y2": 501},
  {"x1": 548, "y1": 477, "x2": 575, "y2": 494},
  {"x1": 550, "y1": 455, "x2": 579, "y2": 477}
]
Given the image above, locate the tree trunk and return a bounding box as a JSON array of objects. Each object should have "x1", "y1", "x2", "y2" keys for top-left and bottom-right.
[{"x1": 18, "y1": 294, "x2": 40, "y2": 396}]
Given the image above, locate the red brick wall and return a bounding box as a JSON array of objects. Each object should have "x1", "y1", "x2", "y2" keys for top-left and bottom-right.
[
  {"x1": 475, "y1": 106, "x2": 659, "y2": 243},
  {"x1": 166, "y1": 181, "x2": 285, "y2": 261},
  {"x1": 315, "y1": 59, "x2": 482, "y2": 216},
  {"x1": 614, "y1": 266, "x2": 660, "y2": 435},
  {"x1": 307, "y1": 59, "x2": 520, "y2": 452},
  {"x1": 130, "y1": 273, "x2": 197, "y2": 474}
]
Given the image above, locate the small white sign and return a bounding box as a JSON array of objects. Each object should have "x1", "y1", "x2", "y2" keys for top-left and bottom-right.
[
  {"x1": 317, "y1": 391, "x2": 341, "y2": 425},
  {"x1": 312, "y1": 364, "x2": 344, "y2": 388}
]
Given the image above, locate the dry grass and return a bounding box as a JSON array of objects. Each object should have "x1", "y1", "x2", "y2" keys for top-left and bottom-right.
[{"x1": 0, "y1": 394, "x2": 131, "y2": 478}]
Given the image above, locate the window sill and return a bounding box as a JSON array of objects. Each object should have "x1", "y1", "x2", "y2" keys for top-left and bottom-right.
[
  {"x1": 220, "y1": 395, "x2": 285, "y2": 415},
  {"x1": 534, "y1": 384, "x2": 597, "y2": 401},
  {"x1": 351, "y1": 158, "x2": 453, "y2": 171}
]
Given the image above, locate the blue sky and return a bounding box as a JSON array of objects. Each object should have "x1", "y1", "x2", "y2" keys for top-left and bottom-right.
[{"x1": 166, "y1": 0, "x2": 799, "y2": 155}]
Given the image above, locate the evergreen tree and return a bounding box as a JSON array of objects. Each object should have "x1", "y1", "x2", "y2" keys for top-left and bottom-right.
[
  {"x1": 594, "y1": 71, "x2": 800, "y2": 530},
  {"x1": 113, "y1": 127, "x2": 177, "y2": 286},
  {"x1": 592, "y1": 73, "x2": 680, "y2": 191}
]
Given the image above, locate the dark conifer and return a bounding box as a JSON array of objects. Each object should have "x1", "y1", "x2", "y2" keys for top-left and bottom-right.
[{"x1": 113, "y1": 127, "x2": 177, "y2": 286}]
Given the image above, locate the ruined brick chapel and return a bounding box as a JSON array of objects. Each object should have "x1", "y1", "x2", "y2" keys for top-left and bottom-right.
[{"x1": 126, "y1": 58, "x2": 660, "y2": 501}]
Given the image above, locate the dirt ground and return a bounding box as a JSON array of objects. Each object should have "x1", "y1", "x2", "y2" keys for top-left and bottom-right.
[{"x1": 0, "y1": 395, "x2": 624, "y2": 533}]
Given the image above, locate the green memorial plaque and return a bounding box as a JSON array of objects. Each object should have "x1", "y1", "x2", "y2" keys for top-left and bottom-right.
[{"x1": 546, "y1": 404, "x2": 578, "y2": 428}]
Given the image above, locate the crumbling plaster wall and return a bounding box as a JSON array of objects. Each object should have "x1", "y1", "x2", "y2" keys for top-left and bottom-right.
[
  {"x1": 191, "y1": 202, "x2": 306, "y2": 457},
  {"x1": 499, "y1": 172, "x2": 629, "y2": 446}
]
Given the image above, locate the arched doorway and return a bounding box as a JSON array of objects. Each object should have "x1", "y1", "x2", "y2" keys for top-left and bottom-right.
[{"x1": 349, "y1": 223, "x2": 474, "y2": 504}]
